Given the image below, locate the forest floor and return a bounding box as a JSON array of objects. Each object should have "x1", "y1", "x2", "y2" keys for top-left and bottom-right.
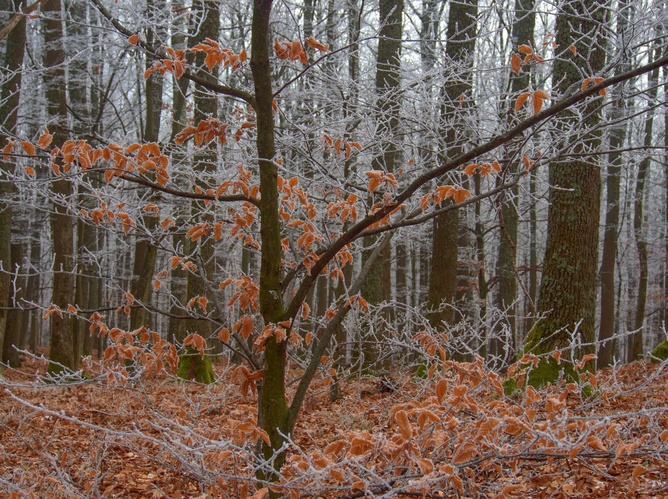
[{"x1": 1, "y1": 352, "x2": 667, "y2": 498}]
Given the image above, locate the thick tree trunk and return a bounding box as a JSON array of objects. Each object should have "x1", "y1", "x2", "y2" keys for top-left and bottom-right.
[{"x1": 523, "y1": 0, "x2": 607, "y2": 386}]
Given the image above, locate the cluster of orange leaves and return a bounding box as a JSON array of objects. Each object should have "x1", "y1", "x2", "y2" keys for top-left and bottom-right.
[
  {"x1": 144, "y1": 47, "x2": 186, "y2": 79},
  {"x1": 510, "y1": 44, "x2": 546, "y2": 75},
  {"x1": 82, "y1": 200, "x2": 136, "y2": 234},
  {"x1": 102, "y1": 325, "x2": 179, "y2": 378},
  {"x1": 278, "y1": 175, "x2": 316, "y2": 221},
  {"x1": 4, "y1": 130, "x2": 169, "y2": 187},
  {"x1": 326, "y1": 193, "x2": 358, "y2": 224},
  {"x1": 323, "y1": 134, "x2": 362, "y2": 159},
  {"x1": 420, "y1": 184, "x2": 472, "y2": 211},
  {"x1": 174, "y1": 118, "x2": 229, "y2": 146},
  {"x1": 190, "y1": 38, "x2": 247, "y2": 72},
  {"x1": 365, "y1": 170, "x2": 398, "y2": 194},
  {"x1": 274, "y1": 36, "x2": 329, "y2": 64},
  {"x1": 515, "y1": 90, "x2": 550, "y2": 115}
]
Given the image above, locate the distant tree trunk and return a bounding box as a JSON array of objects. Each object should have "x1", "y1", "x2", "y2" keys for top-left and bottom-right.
[
  {"x1": 522, "y1": 0, "x2": 607, "y2": 386},
  {"x1": 178, "y1": 0, "x2": 220, "y2": 383},
  {"x1": 361, "y1": 0, "x2": 402, "y2": 370},
  {"x1": 629, "y1": 49, "x2": 661, "y2": 362},
  {"x1": 598, "y1": 0, "x2": 630, "y2": 368},
  {"x1": 129, "y1": 0, "x2": 165, "y2": 334},
  {"x1": 44, "y1": 0, "x2": 76, "y2": 374},
  {"x1": 427, "y1": 0, "x2": 478, "y2": 332},
  {"x1": 167, "y1": 12, "x2": 189, "y2": 346},
  {"x1": 0, "y1": 0, "x2": 27, "y2": 366},
  {"x1": 492, "y1": 0, "x2": 535, "y2": 368}
]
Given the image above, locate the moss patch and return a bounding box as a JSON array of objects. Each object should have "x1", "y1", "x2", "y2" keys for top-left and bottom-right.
[
  {"x1": 177, "y1": 348, "x2": 214, "y2": 384},
  {"x1": 650, "y1": 340, "x2": 668, "y2": 362}
]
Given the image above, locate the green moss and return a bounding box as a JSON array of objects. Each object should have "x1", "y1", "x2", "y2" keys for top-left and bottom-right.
[
  {"x1": 650, "y1": 340, "x2": 668, "y2": 362},
  {"x1": 177, "y1": 348, "x2": 214, "y2": 384}
]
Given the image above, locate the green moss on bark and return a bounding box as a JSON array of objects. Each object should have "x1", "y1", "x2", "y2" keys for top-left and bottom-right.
[
  {"x1": 650, "y1": 340, "x2": 668, "y2": 362},
  {"x1": 177, "y1": 348, "x2": 214, "y2": 384}
]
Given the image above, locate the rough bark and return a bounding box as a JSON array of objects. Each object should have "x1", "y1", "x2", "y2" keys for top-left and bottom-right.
[
  {"x1": 523, "y1": 0, "x2": 607, "y2": 386},
  {"x1": 360, "y1": 0, "x2": 403, "y2": 370},
  {"x1": 250, "y1": 0, "x2": 289, "y2": 476}
]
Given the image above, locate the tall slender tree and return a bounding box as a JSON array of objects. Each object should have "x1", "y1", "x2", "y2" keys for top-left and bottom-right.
[
  {"x1": 0, "y1": 0, "x2": 28, "y2": 364},
  {"x1": 361, "y1": 0, "x2": 403, "y2": 368},
  {"x1": 427, "y1": 0, "x2": 478, "y2": 330},
  {"x1": 598, "y1": 0, "x2": 631, "y2": 368},
  {"x1": 44, "y1": 0, "x2": 76, "y2": 373}
]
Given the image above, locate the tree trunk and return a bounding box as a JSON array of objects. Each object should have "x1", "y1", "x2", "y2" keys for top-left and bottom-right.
[
  {"x1": 598, "y1": 0, "x2": 630, "y2": 369},
  {"x1": 427, "y1": 0, "x2": 478, "y2": 331},
  {"x1": 0, "y1": 0, "x2": 27, "y2": 367},
  {"x1": 44, "y1": 0, "x2": 76, "y2": 374},
  {"x1": 629, "y1": 50, "x2": 661, "y2": 362},
  {"x1": 250, "y1": 0, "x2": 289, "y2": 476},
  {"x1": 523, "y1": 0, "x2": 607, "y2": 386},
  {"x1": 492, "y1": 0, "x2": 535, "y2": 369},
  {"x1": 360, "y1": 0, "x2": 403, "y2": 371}
]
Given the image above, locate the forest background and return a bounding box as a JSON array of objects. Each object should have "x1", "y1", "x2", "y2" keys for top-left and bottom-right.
[{"x1": 1, "y1": 0, "x2": 668, "y2": 496}]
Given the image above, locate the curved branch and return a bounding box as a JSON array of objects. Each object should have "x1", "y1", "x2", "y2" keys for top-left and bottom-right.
[
  {"x1": 284, "y1": 51, "x2": 668, "y2": 320},
  {"x1": 89, "y1": 0, "x2": 255, "y2": 106}
]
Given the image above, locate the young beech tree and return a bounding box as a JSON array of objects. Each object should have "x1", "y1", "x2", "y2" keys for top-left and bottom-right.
[{"x1": 8, "y1": 0, "x2": 668, "y2": 484}]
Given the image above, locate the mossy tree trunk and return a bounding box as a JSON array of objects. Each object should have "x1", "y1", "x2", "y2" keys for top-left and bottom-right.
[
  {"x1": 523, "y1": 0, "x2": 607, "y2": 386},
  {"x1": 250, "y1": 0, "x2": 289, "y2": 476}
]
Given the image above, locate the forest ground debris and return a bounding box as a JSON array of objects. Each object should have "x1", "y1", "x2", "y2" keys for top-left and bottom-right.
[{"x1": 1, "y1": 352, "x2": 667, "y2": 498}]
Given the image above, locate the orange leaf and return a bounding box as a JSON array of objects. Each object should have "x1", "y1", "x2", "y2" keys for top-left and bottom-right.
[
  {"x1": 37, "y1": 129, "x2": 53, "y2": 150},
  {"x1": 24, "y1": 166, "x2": 35, "y2": 176},
  {"x1": 20, "y1": 141, "x2": 36, "y2": 156},
  {"x1": 368, "y1": 177, "x2": 382, "y2": 193},
  {"x1": 518, "y1": 44, "x2": 532, "y2": 54},
  {"x1": 218, "y1": 327, "x2": 230, "y2": 343},
  {"x1": 569, "y1": 44, "x2": 577, "y2": 56},
  {"x1": 453, "y1": 188, "x2": 471, "y2": 203},
  {"x1": 510, "y1": 53, "x2": 522, "y2": 75},
  {"x1": 395, "y1": 410, "x2": 412, "y2": 440},
  {"x1": 533, "y1": 93, "x2": 544, "y2": 114},
  {"x1": 128, "y1": 34, "x2": 140, "y2": 45},
  {"x1": 515, "y1": 92, "x2": 530, "y2": 112},
  {"x1": 587, "y1": 435, "x2": 606, "y2": 452},
  {"x1": 306, "y1": 36, "x2": 329, "y2": 52},
  {"x1": 417, "y1": 458, "x2": 434, "y2": 475}
]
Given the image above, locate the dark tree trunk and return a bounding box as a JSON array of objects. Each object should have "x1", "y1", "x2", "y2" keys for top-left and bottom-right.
[{"x1": 44, "y1": 0, "x2": 76, "y2": 374}]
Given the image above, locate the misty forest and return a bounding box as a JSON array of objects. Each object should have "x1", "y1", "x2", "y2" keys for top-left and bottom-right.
[{"x1": 1, "y1": 0, "x2": 668, "y2": 496}]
